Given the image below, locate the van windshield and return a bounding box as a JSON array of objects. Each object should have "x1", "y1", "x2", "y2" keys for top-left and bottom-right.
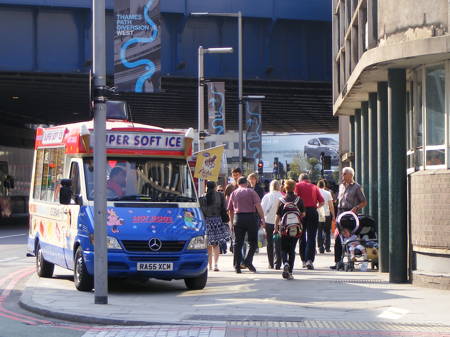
[{"x1": 83, "y1": 158, "x2": 197, "y2": 202}]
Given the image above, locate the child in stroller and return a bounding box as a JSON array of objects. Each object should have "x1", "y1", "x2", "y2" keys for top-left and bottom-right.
[{"x1": 336, "y1": 211, "x2": 378, "y2": 271}]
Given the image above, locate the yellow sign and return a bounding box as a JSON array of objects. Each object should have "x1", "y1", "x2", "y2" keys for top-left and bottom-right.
[{"x1": 194, "y1": 145, "x2": 225, "y2": 182}]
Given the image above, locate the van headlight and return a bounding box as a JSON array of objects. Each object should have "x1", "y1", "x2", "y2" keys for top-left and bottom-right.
[
  {"x1": 187, "y1": 235, "x2": 207, "y2": 250},
  {"x1": 107, "y1": 236, "x2": 122, "y2": 250}
]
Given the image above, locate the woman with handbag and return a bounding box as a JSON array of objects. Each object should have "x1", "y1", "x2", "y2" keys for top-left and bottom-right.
[{"x1": 200, "y1": 181, "x2": 231, "y2": 272}]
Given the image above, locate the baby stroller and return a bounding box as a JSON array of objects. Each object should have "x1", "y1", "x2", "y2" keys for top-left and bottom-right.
[{"x1": 336, "y1": 211, "x2": 378, "y2": 271}]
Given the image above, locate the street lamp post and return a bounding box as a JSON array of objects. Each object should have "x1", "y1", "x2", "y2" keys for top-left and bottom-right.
[
  {"x1": 191, "y1": 12, "x2": 243, "y2": 169},
  {"x1": 92, "y1": 0, "x2": 108, "y2": 304},
  {"x1": 197, "y1": 46, "x2": 233, "y2": 196}
]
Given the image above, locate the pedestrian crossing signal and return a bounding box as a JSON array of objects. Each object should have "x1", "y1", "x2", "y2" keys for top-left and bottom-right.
[{"x1": 258, "y1": 160, "x2": 264, "y2": 175}]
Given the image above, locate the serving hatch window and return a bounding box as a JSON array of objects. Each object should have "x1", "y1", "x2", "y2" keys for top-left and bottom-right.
[
  {"x1": 32, "y1": 147, "x2": 65, "y2": 202},
  {"x1": 83, "y1": 158, "x2": 196, "y2": 202}
]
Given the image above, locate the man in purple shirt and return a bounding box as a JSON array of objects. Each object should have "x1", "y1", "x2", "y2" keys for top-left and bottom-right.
[{"x1": 228, "y1": 177, "x2": 266, "y2": 273}]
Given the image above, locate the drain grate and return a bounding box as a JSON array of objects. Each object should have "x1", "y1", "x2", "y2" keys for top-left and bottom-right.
[
  {"x1": 335, "y1": 278, "x2": 392, "y2": 288},
  {"x1": 335, "y1": 279, "x2": 389, "y2": 284}
]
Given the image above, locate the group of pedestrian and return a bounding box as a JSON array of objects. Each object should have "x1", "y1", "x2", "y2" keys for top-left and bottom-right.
[{"x1": 199, "y1": 165, "x2": 367, "y2": 278}]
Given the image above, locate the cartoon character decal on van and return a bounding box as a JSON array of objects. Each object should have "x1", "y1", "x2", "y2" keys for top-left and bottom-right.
[{"x1": 107, "y1": 208, "x2": 124, "y2": 233}]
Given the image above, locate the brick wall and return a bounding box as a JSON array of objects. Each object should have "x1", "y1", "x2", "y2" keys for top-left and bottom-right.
[{"x1": 410, "y1": 170, "x2": 450, "y2": 249}]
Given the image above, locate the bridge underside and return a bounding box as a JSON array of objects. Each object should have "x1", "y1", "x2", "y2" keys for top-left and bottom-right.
[{"x1": 0, "y1": 72, "x2": 336, "y2": 137}]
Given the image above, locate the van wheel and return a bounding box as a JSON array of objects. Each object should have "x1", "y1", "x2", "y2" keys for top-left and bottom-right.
[
  {"x1": 36, "y1": 243, "x2": 54, "y2": 278},
  {"x1": 184, "y1": 270, "x2": 207, "y2": 290},
  {"x1": 74, "y1": 247, "x2": 93, "y2": 292}
]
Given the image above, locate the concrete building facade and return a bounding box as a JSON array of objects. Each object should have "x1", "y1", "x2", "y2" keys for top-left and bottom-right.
[{"x1": 333, "y1": 0, "x2": 450, "y2": 289}]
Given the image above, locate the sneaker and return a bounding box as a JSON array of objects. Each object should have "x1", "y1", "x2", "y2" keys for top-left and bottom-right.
[
  {"x1": 329, "y1": 264, "x2": 337, "y2": 270},
  {"x1": 326, "y1": 249, "x2": 331, "y2": 253},
  {"x1": 235, "y1": 267, "x2": 242, "y2": 274},
  {"x1": 287, "y1": 273, "x2": 294, "y2": 280},
  {"x1": 306, "y1": 260, "x2": 314, "y2": 270},
  {"x1": 282, "y1": 264, "x2": 290, "y2": 279},
  {"x1": 302, "y1": 261, "x2": 307, "y2": 268},
  {"x1": 214, "y1": 265, "x2": 219, "y2": 272},
  {"x1": 319, "y1": 248, "x2": 325, "y2": 254}
]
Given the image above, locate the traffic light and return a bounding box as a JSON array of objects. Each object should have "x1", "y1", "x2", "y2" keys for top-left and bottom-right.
[
  {"x1": 257, "y1": 160, "x2": 264, "y2": 175},
  {"x1": 278, "y1": 162, "x2": 284, "y2": 177},
  {"x1": 273, "y1": 157, "x2": 279, "y2": 176},
  {"x1": 286, "y1": 163, "x2": 291, "y2": 172}
]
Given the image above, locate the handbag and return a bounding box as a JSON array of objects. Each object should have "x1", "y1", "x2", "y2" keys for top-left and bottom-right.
[
  {"x1": 221, "y1": 208, "x2": 230, "y2": 223},
  {"x1": 318, "y1": 206, "x2": 326, "y2": 222},
  {"x1": 220, "y1": 192, "x2": 230, "y2": 223}
]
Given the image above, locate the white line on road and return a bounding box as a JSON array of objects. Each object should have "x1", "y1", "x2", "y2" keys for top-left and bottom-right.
[
  {"x1": 0, "y1": 234, "x2": 27, "y2": 239},
  {"x1": 0, "y1": 257, "x2": 21, "y2": 262},
  {"x1": 378, "y1": 307, "x2": 409, "y2": 320}
]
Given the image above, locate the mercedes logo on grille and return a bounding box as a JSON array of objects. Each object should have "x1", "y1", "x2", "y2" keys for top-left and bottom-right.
[{"x1": 148, "y1": 238, "x2": 162, "y2": 252}]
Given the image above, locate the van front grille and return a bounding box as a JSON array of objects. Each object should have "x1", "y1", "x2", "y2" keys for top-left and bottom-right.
[{"x1": 121, "y1": 240, "x2": 186, "y2": 252}]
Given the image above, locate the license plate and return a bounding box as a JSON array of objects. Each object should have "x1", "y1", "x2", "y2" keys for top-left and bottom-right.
[{"x1": 137, "y1": 262, "x2": 173, "y2": 271}]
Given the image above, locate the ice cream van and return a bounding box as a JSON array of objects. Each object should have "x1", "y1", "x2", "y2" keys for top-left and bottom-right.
[{"x1": 26, "y1": 106, "x2": 207, "y2": 291}]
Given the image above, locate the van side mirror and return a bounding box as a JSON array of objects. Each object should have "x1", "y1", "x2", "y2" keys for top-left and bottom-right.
[{"x1": 59, "y1": 179, "x2": 73, "y2": 205}]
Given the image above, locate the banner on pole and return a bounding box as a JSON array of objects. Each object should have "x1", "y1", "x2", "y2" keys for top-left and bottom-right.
[
  {"x1": 114, "y1": 0, "x2": 161, "y2": 93},
  {"x1": 207, "y1": 82, "x2": 226, "y2": 135},
  {"x1": 245, "y1": 100, "x2": 262, "y2": 161},
  {"x1": 194, "y1": 145, "x2": 225, "y2": 182}
]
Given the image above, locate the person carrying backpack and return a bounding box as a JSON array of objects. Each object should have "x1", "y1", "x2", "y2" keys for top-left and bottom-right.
[{"x1": 274, "y1": 179, "x2": 305, "y2": 280}]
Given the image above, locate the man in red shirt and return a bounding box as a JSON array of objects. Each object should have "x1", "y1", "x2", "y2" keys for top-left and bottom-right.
[
  {"x1": 295, "y1": 173, "x2": 324, "y2": 270},
  {"x1": 228, "y1": 177, "x2": 266, "y2": 273}
]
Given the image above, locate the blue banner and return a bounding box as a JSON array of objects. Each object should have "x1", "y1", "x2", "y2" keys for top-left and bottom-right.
[
  {"x1": 207, "y1": 82, "x2": 226, "y2": 135},
  {"x1": 245, "y1": 100, "x2": 262, "y2": 161},
  {"x1": 114, "y1": 0, "x2": 161, "y2": 93}
]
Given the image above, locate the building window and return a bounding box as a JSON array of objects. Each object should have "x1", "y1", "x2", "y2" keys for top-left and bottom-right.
[
  {"x1": 224, "y1": 142, "x2": 229, "y2": 149},
  {"x1": 233, "y1": 142, "x2": 239, "y2": 150},
  {"x1": 425, "y1": 64, "x2": 445, "y2": 166}
]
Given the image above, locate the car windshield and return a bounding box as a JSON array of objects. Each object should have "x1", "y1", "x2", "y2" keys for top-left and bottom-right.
[
  {"x1": 83, "y1": 157, "x2": 197, "y2": 202},
  {"x1": 319, "y1": 138, "x2": 338, "y2": 145}
]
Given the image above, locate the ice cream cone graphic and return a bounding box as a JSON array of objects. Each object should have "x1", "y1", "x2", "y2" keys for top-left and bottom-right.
[
  {"x1": 80, "y1": 124, "x2": 91, "y2": 152},
  {"x1": 184, "y1": 128, "x2": 194, "y2": 157}
]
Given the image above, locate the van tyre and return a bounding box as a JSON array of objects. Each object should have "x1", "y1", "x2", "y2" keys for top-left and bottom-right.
[
  {"x1": 74, "y1": 247, "x2": 93, "y2": 292},
  {"x1": 184, "y1": 270, "x2": 207, "y2": 290},
  {"x1": 36, "y1": 243, "x2": 54, "y2": 278}
]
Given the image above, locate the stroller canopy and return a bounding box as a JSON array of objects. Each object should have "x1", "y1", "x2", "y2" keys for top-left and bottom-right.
[{"x1": 337, "y1": 211, "x2": 359, "y2": 234}]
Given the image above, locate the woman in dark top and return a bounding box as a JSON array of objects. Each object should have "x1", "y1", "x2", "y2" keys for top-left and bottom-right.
[
  {"x1": 200, "y1": 181, "x2": 230, "y2": 272},
  {"x1": 275, "y1": 179, "x2": 305, "y2": 280}
]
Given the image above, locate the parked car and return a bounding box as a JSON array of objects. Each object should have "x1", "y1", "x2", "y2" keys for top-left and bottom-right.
[{"x1": 304, "y1": 137, "x2": 339, "y2": 165}]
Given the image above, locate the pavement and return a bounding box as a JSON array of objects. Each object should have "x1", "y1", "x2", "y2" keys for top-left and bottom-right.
[{"x1": 19, "y1": 247, "x2": 450, "y2": 336}]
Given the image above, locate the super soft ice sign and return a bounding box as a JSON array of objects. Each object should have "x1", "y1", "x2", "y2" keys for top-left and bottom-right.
[{"x1": 105, "y1": 132, "x2": 184, "y2": 151}]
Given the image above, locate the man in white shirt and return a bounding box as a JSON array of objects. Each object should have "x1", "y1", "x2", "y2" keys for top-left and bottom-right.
[
  {"x1": 261, "y1": 180, "x2": 283, "y2": 269},
  {"x1": 317, "y1": 179, "x2": 335, "y2": 253}
]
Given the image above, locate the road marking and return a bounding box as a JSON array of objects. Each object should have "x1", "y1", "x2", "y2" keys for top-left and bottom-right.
[
  {"x1": 0, "y1": 266, "x2": 51, "y2": 326},
  {"x1": 378, "y1": 307, "x2": 409, "y2": 320},
  {"x1": 0, "y1": 234, "x2": 27, "y2": 239},
  {"x1": 0, "y1": 257, "x2": 22, "y2": 262}
]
